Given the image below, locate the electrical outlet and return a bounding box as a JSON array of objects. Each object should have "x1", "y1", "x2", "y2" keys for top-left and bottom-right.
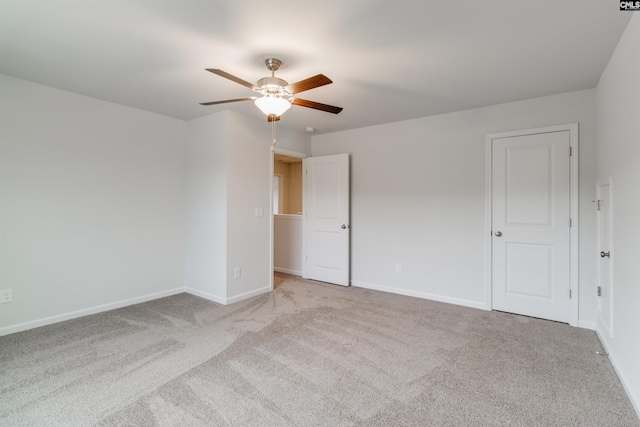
[
  {"x1": 0, "y1": 289, "x2": 12, "y2": 304},
  {"x1": 395, "y1": 263, "x2": 402, "y2": 273},
  {"x1": 234, "y1": 268, "x2": 241, "y2": 279}
]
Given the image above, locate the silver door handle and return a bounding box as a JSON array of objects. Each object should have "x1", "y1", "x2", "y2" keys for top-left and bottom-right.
[
  {"x1": 495, "y1": 231, "x2": 502, "y2": 237},
  {"x1": 341, "y1": 224, "x2": 348, "y2": 229},
  {"x1": 600, "y1": 251, "x2": 610, "y2": 258}
]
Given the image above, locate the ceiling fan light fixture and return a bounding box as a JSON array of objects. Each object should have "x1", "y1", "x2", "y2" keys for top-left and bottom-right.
[
  {"x1": 254, "y1": 95, "x2": 291, "y2": 117},
  {"x1": 201, "y1": 59, "x2": 342, "y2": 122}
]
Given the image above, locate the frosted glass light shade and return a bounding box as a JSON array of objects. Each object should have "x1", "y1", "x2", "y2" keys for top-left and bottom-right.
[{"x1": 254, "y1": 95, "x2": 291, "y2": 117}]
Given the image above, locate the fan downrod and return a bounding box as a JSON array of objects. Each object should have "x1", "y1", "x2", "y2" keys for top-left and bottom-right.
[{"x1": 257, "y1": 58, "x2": 288, "y2": 91}]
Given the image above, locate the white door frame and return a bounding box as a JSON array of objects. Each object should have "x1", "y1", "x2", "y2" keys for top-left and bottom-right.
[
  {"x1": 269, "y1": 147, "x2": 309, "y2": 291},
  {"x1": 484, "y1": 123, "x2": 579, "y2": 326}
]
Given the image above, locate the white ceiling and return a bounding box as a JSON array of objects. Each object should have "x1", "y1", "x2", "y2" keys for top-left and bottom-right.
[{"x1": 0, "y1": 1, "x2": 631, "y2": 135}]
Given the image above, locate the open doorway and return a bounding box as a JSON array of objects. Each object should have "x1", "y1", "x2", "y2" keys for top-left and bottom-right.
[
  {"x1": 273, "y1": 154, "x2": 303, "y2": 215},
  {"x1": 271, "y1": 151, "x2": 307, "y2": 290},
  {"x1": 270, "y1": 151, "x2": 351, "y2": 290}
]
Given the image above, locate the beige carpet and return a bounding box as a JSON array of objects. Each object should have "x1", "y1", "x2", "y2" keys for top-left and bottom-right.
[{"x1": 1, "y1": 273, "x2": 637, "y2": 426}]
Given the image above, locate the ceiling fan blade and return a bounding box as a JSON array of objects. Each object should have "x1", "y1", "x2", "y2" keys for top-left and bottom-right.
[
  {"x1": 286, "y1": 74, "x2": 332, "y2": 94},
  {"x1": 205, "y1": 69, "x2": 259, "y2": 91},
  {"x1": 200, "y1": 97, "x2": 256, "y2": 106},
  {"x1": 292, "y1": 98, "x2": 343, "y2": 114},
  {"x1": 267, "y1": 115, "x2": 281, "y2": 122}
]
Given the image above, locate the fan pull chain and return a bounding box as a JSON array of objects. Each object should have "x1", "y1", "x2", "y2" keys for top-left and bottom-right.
[{"x1": 272, "y1": 119, "x2": 277, "y2": 147}]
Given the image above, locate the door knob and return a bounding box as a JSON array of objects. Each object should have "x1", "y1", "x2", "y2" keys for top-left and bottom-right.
[
  {"x1": 600, "y1": 251, "x2": 610, "y2": 258},
  {"x1": 341, "y1": 224, "x2": 348, "y2": 229},
  {"x1": 495, "y1": 231, "x2": 502, "y2": 237}
]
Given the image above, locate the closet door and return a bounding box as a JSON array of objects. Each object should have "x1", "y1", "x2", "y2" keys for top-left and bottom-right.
[{"x1": 304, "y1": 154, "x2": 350, "y2": 286}]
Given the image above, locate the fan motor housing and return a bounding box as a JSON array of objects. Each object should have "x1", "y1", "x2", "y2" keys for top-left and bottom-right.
[{"x1": 257, "y1": 76, "x2": 290, "y2": 95}]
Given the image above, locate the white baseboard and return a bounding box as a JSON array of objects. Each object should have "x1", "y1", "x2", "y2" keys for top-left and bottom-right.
[
  {"x1": 0, "y1": 287, "x2": 186, "y2": 337},
  {"x1": 226, "y1": 286, "x2": 271, "y2": 305},
  {"x1": 351, "y1": 280, "x2": 488, "y2": 311},
  {"x1": 595, "y1": 328, "x2": 640, "y2": 419},
  {"x1": 186, "y1": 286, "x2": 271, "y2": 305},
  {"x1": 274, "y1": 267, "x2": 302, "y2": 276},
  {"x1": 185, "y1": 287, "x2": 271, "y2": 305},
  {"x1": 1, "y1": 285, "x2": 276, "y2": 337},
  {"x1": 184, "y1": 287, "x2": 226, "y2": 305}
]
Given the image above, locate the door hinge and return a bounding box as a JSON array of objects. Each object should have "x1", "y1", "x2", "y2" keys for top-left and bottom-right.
[
  {"x1": 569, "y1": 218, "x2": 572, "y2": 227},
  {"x1": 597, "y1": 286, "x2": 602, "y2": 297},
  {"x1": 569, "y1": 146, "x2": 573, "y2": 156},
  {"x1": 569, "y1": 289, "x2": 572, "y2": 299}
]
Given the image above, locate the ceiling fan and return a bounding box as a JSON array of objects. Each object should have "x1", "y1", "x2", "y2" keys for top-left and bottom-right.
[{"x1": 200, "y1": 58, "x2": 343, "y2": 122}]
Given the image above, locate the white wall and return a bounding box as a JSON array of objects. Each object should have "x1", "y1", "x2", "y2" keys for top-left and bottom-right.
[
  {"x1": 184, "y1": 112, "x2": 228, "y2": 302},
  {"x1": 184, "y1": 110, "x2": 311, "y2": 304},
  {"x1": 226, "y1": 111, "x2": 311, "y2": 302},
  {"x1": 274, "y1": 214, "x2": 303, "y2": 275},
  {"x1": 312, "y1": 89, "x2": 597, "y2": 323},
  {"x1": 226, "y1": 112, "x2": 273, "y2": 302},
  {"x1": 0, "y1": 75, "x2": 311, "y2": 332},
  {"x1": 595, "y1": 15, "x2": 640, "y2": 415},
  {"x1": 0, "y1": 74, "x2": 186, "y2": 333}
]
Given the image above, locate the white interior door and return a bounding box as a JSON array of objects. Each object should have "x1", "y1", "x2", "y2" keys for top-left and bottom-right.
[
  {"x1": 491, "y1": 130, "x2": 571, "y2": 323},
  {"x1": 596, "y1": 178, "x2": 613, "y2": 337},
  {"x1": 303, "y1": 153, "x2": 350, "y2": 286}
]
